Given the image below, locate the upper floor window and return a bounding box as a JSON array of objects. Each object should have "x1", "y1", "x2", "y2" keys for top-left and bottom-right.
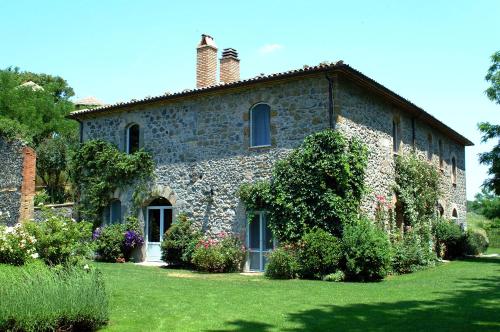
[
  {"x1": 451, "y1": 208, "x2": 458, "y2": 220},
  {"x1": 438, "y1": 139, "x2": 444, "y2": 169},
  {"x1": 250, "y1": 104, "x2": 271, "y2": 147},
  {"x1": 104, "y1": 199, "x2": 122, "y2": 225},
  {"x1": 126, "y1": 124, "x2": 140, "y2": 154},
  {"x1": 392, "y1": 118, "x2": 401, "y2": 154},
  {"x1": 451, "y1": 156, "x2": 457, "y2": 185},
  {"x1": 427, "y1": 134, "x2": 433, "y2": 161}
]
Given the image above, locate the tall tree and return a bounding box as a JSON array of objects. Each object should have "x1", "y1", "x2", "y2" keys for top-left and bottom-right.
[{"x1": 478, "y1": 51, "x2": 500, "y2": 195}]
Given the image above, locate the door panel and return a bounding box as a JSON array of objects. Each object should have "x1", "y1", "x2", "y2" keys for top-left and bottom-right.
[{"x1": 148, "y1": 209, "x2": 161, "y2": 243}]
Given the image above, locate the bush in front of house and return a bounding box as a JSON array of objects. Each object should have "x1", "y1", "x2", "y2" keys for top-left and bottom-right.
[
  {"x1": 24, "y1": 212, "x2": 94, "y2": 266},
  {"x1": 297, "y1": 228, "x2": 343, "y2": 279},
  {"x1": 391, "y1": 227, "x2": 435, "y2": 274},
  {"x1": 161, "y1": 213, "x2": 202, "y2": 267},
  {"x1": 0, "y1": 261, "x2": 108, "y2": 331},
  {"x1": 433, "y1": 218, "x2": 464, "y2": 259},
  {"x1": 0, "y1": 223, "x2": 38, "y2": 266},
  {"x1": 463, "y1": 229, "x2": 489, "y2": 255},
  {"x1": 265, "y1": 245, "x2": 299, "y2": 279},
  {"x1": 191, "y1": 232, "x2": 245, "y2": 273},
  {"x1": 342, "y1": 217, "x2": 391, "y2": 281}
]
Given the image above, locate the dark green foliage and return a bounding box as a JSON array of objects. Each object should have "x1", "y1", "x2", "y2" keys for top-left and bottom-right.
[
  {"x1": 463, "y1": 230, "x2": 489, "y2": 255},
  {"x1": 342, "y1": 217, "x2": 391, "y2": 281},
  {"x1": 485, "y1": 50, "x2": 500, "y2": 105},
  {"x1": 161, "y1": 213, "x2": 202, "y2": 267},
  {"x1": 478, "y1": 123, "x2": 500, "y2": 195},
  {"x1": 471, "y1": 189, "x2": 500, "y2": 221},
  {"x1": 240, "y1": 130, "x2": 368, "y2": 241},
  {"x1": 391, "y1": 227, "x2": 435, "y2": 274},
  {"x1": 433, "y1": 218, "x2": 464, "y2": 259},
  {"x1": 191, "y1": 235, "x2": 246, "y2": 273},
  {"x1": 297, "y1": 228, "x2": 342, "y2": 279},
  {"x1": 264, "y1": 245, "x2": 299, "y2": 279},
  {"x1": 395, "y1": 154, "x2": 440, "y2": 227},
  {"x1": 69, "y1": 140, "x2": 154, "y2": 223},
  {"x1": 94, "y1": 224, "x2": 127, "y2": 262},
  {"x1": 0, "y1": 262, "x2": 108, "y2": 331}
]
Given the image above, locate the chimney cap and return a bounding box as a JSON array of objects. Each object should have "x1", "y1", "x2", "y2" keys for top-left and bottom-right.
[
  {"x1": 222, "y1": 48, "x2": 239, "y2": 59},
  {"x1": 198, "y1": 34, "x2": 217, "y2": 48}
]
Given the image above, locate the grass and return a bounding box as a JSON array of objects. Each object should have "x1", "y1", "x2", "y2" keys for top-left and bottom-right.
[
  {"x1": 97, "y1": 254, "x2": 500, "y2": 332},
  {"x1": 0, "y1": 262, "x2": 108, "y2": 331}
]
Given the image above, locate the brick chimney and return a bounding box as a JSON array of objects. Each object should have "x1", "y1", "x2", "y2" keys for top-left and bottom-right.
[
  {"x1": 196, "y1": 34, "x2": 218, "y2": 88},
  {"x1": 220, "y1": 48, "x2": 240, "y2": 84}
]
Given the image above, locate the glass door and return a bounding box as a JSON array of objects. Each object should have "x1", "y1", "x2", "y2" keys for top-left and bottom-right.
[
  {"x1": 146, "y1": 207, "x2": 173, "y2": 261},
  {"x1": 248, "y1": 212, "x2": 274, "y2": 271}
]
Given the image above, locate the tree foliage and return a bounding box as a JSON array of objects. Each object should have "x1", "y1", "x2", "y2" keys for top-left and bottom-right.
[
  {"x1": 239, "y1": 130, "x2": 368, "y2": 241},
  {"x1": 0, "y1": 67, "x2": 76, "y2": 145},
  {"x1": 69, "y1": 140, "x2": 154, "y2": 223},
  {"x1": 485, "y1": 51, "x2": 500, "y2": 104}
]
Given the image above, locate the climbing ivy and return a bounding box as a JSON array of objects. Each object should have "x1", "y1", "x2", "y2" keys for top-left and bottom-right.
[
  {"x1": 69, "y1": 140, "x2": 154, "y2": 224},
  {"x1": 239, "y1": 130, "x2": 368, "y2": 242}
]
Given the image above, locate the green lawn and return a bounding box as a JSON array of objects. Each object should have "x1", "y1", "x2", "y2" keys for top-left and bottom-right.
[{"x1": 97, "y1": 254, "x2": 500, "y2": 332}]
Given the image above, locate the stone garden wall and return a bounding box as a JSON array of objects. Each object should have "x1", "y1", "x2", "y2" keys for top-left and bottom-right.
[{"x1": 81, "y1": 72, "x2": 468, "y2": 236}]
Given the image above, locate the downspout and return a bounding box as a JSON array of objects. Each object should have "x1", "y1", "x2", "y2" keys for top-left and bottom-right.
[{"x1": 325, "y1": 72, "x2": 335, "y2": 129}]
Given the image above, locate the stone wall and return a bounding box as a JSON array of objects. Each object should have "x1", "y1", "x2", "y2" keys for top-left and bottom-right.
[
  {"x1": 34, "y1": 203, "x2": 75, "y2": 221},
  {"x1": 0, "y1": 137, "x2": 36, "y2": 225},
  {"x1": 81, "y1": 72, "x2": 468, "y2": 237}
]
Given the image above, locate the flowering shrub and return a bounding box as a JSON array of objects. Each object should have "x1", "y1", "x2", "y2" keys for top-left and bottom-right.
[
  {"x1": 24, "y1": 212, "x2": 93, "y2": 266},
  {"x1": 161, "y1": 214, "x2": 201, "y2": 267},
  {"x1": 265, "y1": 244, "x2": 299, "y2": 279},
  {"x1": 391, "y1": 226, "x2": 435, "y2": 274},
  {"x1": 0, "y1": 210, "x2": 11, "y2": 224},
  {"x1": 0, "y1": 224, "x2": 38, "y2": 265},
  {"x1": 191, "y1": 232, "x2": 246, "y2": 273}
]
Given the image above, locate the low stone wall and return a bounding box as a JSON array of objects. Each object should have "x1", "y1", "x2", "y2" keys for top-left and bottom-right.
[{"x1": 34, "y1": 203, "x2": 75, "y2": 221}]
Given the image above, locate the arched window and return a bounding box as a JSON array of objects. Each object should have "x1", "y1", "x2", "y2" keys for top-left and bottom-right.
[
  {"x1": 126, "y1": 124, "x2": 140, "y2": 154},
  {"x1": 438, "y1": 139, "x2": 444, "y2": 169},
  {"x1": 392, "y1": 117, "x2": 401, "y2": 154},
  {"x1": 250, "y1": 104, "x2": 271, "y2": 147},
  {"x1": 427, "y1": 134, "x2": 433, "y2": 161},
  {"x1": 451, "y1": 208, "x2": 458, "y2": 220},
  {"x1": 451, "y1": 156, "x2": 457, "y2": 185},
  {"x1": 437, "y1": 203, "x2": 444, "y2": 217},
  {"x1": 104, "y1": 199, "x2": 122, "y2": 224}
]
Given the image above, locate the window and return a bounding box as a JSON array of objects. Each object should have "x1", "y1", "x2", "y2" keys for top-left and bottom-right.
[
  {"x1": 438, "y1": 140, "x2": 444, "y2": 169},
  {"x1": 104, "y1": 200, "x2": 122, "y2": 224},
  {"x1": 250, "y1": 104, "x2": 271, "y2": 147},
  {"x1": 247, "y1": 212, "x2": 275, "y2": 271},
  {"x1": 451, "y1": 157, "x2": 457, "y2": 185},
  {"x1": 437, "y1": 203, "x2": 444, "y2": 217},
  {"x1": 451, "y1": 208, "x2": 458, "y2": 220},
  {"x1": 126, "y1": 124, "x2": 140, "y2": 154},
  {"x1": 392, "y1": 118, "x2": 401, "y2": 154},
  {"x1": 427, "y1": 134, "x2": 433, "y2": 161}
]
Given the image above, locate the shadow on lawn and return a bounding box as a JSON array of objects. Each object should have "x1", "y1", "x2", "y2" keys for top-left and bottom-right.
[{"x1": 207, "y1": 257, "x2": 500, "y2": 332}]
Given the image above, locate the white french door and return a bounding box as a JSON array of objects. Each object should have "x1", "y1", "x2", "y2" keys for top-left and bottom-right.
[
  {"x1": 146, "y1": 206, "x2": 173, "y2": 261},
  {"x1": 247, "y1": 212, "x2": 275, "y2": 272}
]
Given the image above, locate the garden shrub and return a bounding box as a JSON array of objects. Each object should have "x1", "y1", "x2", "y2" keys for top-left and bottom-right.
[
  {"x1": 463, "y1": 230, "x2": 489, "y2": 255},
  {"x1": 265, "y1": 245, "x2": 299, "y2": 279},
  {"x1": 94, "y1": 224, "x2": 127, "y2": 262},
  {"x1": 433, "y1": 218, "x2": 464, "y2": 259},
  {"x1": 191, "y1": 232, "x2": 245, "y2": 273},
  {"x1": 161, "y1": 213, "x2": 202, "y2": 267},
  {"x1": 297, "y1": 228, "x2": 342, "y2": 279},
  {"x1": 24, "y1": 211, "x2": 93, "y2": 266},
  {"x1": 323, "y1": 270, "x2": 345, "y2": 282},
  {"x1": 391, "y1": 227, "x2": 435, "y2": 274},
  {"x1": 342, "y1": 217, "x2": 391, "y2": 281},
  {"x1": 0, "y1": 224, "x2": 37, "y2": 265},
  {"x1": 239, "y1": 129, "x2": 368, "y2": 241},
  {"x1": 0, "y1": 262, "x2": 108, "y2": 331}
]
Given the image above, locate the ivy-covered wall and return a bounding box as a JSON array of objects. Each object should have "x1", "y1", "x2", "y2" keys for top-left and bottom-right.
[{"x1": 78, "y1": 72, "x2": 468, "y2": 239}]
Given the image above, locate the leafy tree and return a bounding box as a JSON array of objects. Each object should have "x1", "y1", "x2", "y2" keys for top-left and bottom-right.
[
  {"x1": 471, "y1": 188, "x2": 500, "y2": 221},
  {"x1": 478, "y1": 51, "x2": 500, "y2": 195}
]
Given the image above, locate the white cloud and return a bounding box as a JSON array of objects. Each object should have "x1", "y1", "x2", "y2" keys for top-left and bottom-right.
[{"x1": 258, "y1": 43, "x2": 284, "y2": 55}]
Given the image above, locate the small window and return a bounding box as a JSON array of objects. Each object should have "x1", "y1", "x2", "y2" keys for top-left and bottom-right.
[
  {"x1": 451, "y1": 208, "x2": 458, "y2": 220},
  {"x1": 437, "y1": 203, "x2": 444, "y2": 217},
  {"x1": 451, "y1": 157, "x2": 457, "y2": 185},
  {"x1": 105, "y1": 200, "x2": 122, "y2": 224},
  {"x1": 438, "y1": 140, "x2": 444, "y2": 169},
  {"x1": 250, "y1": 104, "x2": 271, "y2": 147},
  {"x1": 392, "y1": 118, "x2": 401, "y2": 154},
  {"x1": 427, "y1": 134, "x2": 433, "y2": 161},
  {"x1": 126, "y1": 124, "x2": 140, "y2": 154}
]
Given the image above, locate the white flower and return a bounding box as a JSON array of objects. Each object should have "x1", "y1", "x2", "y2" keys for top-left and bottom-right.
[
  {"x1": 31, "y1": 253, "x2": 39, "y2": 259},
  {"x1": 83, "y1": 264, "x2": 89, "y2": 270}
]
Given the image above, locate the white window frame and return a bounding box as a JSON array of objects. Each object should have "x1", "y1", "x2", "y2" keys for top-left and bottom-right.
[
  {"x1": 247, "y1": 211, "x2": 276, "y2": 272},
  {"x1": 145, "y1": 206, "x2": 173, "y2": 245},
  {"x1": 249, "y1": 103, "x2": 272, "y2": 148}
]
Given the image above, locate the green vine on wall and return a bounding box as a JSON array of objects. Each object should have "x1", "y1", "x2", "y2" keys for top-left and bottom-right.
[
  {"x1": 69, "y1": 140, "x2": 154, "y2": 224},
  {"x1": 239, "y1": 130, "x2": 368, "y2": 242}
]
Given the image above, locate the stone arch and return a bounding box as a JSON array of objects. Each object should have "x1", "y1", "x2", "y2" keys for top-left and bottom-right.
[{"x1": 141, "y1": 184, "x2": 178, "y2": 207}]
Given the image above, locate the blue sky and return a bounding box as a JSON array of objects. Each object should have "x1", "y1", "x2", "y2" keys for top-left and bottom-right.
[{"x1": 0, "y1": 0, "x2": 498, "y2": 199}]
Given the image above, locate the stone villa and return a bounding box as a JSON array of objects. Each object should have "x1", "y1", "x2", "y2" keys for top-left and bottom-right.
[{"x1": 69, "y1": 35, "x2": 472, "y2": 269}]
